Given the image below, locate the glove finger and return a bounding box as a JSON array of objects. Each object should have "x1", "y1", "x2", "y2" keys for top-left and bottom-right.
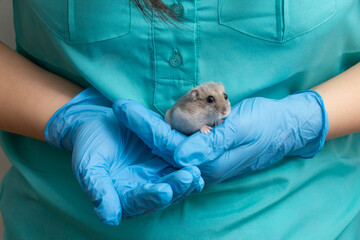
[
  {"x1": 155, "y1": 166, "x2": 203, "y2": 204},
  {"x1": 131, "y1": 158, "x2": 204, "y2": 195},
  {"x1": 174, "y1": 103, "x2": 248, "y2": 165},
  {"x1": 75, "y1": 154, "x2": 122, "y2": 226},
  {"x1": 181, "y1": 166, "x2": 204, "y2": 194},
  {"x1": 113, "y1": 99, "x2": 187, "y2": 167},
  {"x1": 174, "y1": 128, "x2": 229, "y2": 166},
  {"x1": 200, "y1": 140, "x2": 282, "y2": 185},
  {"x1": 169, "y1": 166, "x2": 204, "y2": 205},
  {"x1": 121, "y1": 183, "x2": 173, "y2": 217}
]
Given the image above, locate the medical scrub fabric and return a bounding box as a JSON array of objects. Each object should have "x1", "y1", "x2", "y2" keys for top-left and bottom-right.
[{"x1": 1, "y1": 0, "x2": 360, "y2": 239}]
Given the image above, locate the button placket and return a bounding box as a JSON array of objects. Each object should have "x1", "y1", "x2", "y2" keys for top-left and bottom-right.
[{"x1": 152, "y1": 0, "x2": 198, "y2": 115}]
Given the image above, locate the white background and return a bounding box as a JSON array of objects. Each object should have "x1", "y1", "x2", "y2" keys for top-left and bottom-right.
[{"x1": 0, "y1": 0, "x2": 16, "y2": 237}]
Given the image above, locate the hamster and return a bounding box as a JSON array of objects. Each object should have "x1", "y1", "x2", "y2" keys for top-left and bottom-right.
[{"x1": 165, "y1": 82, "x2": 231, "y2": 135}]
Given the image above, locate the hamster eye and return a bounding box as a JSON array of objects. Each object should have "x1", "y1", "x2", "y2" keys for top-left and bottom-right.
[
  {"x1": 224, "y1": 93, "x2": 228, "y2": 100},
  {"x1": 206, "y1": 96, "x2": 215, "y2": 103}
]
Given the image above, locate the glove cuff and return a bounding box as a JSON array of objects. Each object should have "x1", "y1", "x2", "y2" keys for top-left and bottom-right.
[
  {"x1": 288, "y1": 90, "x2": 329, "y2": 158},
  {"x1": 45, "y1": 87, "x2": 112, "y2": 150}
]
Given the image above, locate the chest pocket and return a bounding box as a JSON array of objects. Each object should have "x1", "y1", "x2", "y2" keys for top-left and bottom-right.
[
  {"x1": 28, "y1": 0, "x2": 131, "y2": 44},
  {"x1": 218, "y1": 0, "x2": 336, "y2": 43}
]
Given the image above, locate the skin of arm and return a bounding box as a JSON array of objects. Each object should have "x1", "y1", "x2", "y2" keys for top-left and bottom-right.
[
  {"x1": 312, "y1": 62, "x2": 360, "y2": 139},
  {"x1": 0, "y1": 40, "x2": 359, "y2": 142},
  {"x1": 0, "y1": 41, "x2": 83, "y2": 141}
]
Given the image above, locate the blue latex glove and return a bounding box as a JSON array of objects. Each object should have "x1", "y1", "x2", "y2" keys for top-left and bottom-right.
[
  {"x1": 113, "y1": 90, "x2": 329, "y2": 184},
  {"x1": 45, "y1": 87, "x2": 204, "y2": 225}
]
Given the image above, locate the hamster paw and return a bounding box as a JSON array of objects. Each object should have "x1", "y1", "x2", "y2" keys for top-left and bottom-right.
[{"x1": 200, "y1": 125, "x2": 212, "y2": 134}]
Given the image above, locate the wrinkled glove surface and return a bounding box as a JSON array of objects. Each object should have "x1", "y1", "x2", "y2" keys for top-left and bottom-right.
[
  {"x1": 45, "y1": 87, "x2": 204, "y2": 225},
  {"x1": 113, "y1": 90, "x2": 328, "y2": 184}
]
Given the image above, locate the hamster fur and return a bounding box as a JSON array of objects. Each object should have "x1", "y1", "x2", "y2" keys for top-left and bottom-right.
[{"x1": 165, "y1": 82, "x2": 231, "y2": 135}]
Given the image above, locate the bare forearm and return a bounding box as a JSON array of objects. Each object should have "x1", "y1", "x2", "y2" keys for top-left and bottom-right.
[
  {"x1": 312, "y1": 62, "x2": 360, "y2": 139},
  {"x1": 0, "y1": 42, "x2": 83, "y2": 141}
]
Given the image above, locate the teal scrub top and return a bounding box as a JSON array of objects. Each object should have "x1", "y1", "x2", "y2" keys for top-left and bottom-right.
[{"x1": 1, "y1": 0, "x2": 360, "y2": 239}]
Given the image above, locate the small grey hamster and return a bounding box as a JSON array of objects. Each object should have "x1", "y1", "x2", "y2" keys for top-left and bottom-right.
[{"x1": 165, "y1": 82, "x2": 231, "y2": 135}]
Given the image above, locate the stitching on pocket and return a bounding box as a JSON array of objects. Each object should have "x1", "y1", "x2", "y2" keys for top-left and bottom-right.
[
  {"x1": 27, "y1": 0, "x2": 69, "y2": 41},
  {"x1": 282, "y1": 0, "x2": 337, "y2": 42},
  {"x1": 67, "y1": 0, "x2": 131, "y2": 44},
  {"x1": 218, "y1": 0, "x2": 337, "y2": 43},
  {"x1": 28, "y1": 0, "x2": 131, "y2": 44}
]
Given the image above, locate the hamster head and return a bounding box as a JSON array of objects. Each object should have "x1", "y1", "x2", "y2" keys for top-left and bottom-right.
[{"x1": 190, "y1": 82, "x2": 231, "y2": 122}]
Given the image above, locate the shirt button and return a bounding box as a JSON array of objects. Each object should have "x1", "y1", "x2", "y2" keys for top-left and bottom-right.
[
  {"x1": 169, "y1": 50, "x2": 182, "y2": 67},
  {"x1": 169, "y1": 55, "x2": 182, "y2": 67},
  {"x1": 170, "y1": 3, "x2": 184, "y2": 18}
]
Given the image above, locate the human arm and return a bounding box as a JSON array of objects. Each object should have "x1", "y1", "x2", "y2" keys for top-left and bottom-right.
[
  {"x1": 312, "y1": 62, "x2": 360, "y2": 139},
  {"x1": 0, "y1": 41, "x2": 204, "y2": 224},
  {"x1": 0, "y1": 41, "x2": 83, "y2": 140}
]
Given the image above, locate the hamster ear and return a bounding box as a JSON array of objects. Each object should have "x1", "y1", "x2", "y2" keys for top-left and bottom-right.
[{"x1": 191, "y1": 89, "x2": 200, "y2": 100}]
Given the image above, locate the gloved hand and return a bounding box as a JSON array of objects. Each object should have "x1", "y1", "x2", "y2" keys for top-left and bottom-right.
[
  {"x1": 113, "y1": 91, "x2": 329, "y2": 184},
  {"x1": 45, "y1": 87, "x2": 204, "y2": 225}
]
